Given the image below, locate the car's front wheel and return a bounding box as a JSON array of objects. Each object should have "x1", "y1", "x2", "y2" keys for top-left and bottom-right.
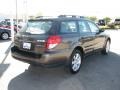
[
  {"x1": 69, "y1": 50, "x2": 82, "y2": 74},
  {"x1": 101, "y1": 40, "x2": 110, "y2": 55},
  {"x1": 1, "y1": 32, "x2": 9, "y2": 40}
]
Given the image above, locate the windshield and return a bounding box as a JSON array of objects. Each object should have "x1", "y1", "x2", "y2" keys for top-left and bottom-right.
[{"x1": 20, "y1": 21, "x2": 52, "y2": 34}]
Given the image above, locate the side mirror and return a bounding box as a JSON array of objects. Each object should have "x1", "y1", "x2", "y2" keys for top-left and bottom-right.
[
  {"x1": 96, "y1": 29, "x2": 104, "y2": 34},
  {"x1": 99, "y1": 29, "x2": 104, "y2": 33}
]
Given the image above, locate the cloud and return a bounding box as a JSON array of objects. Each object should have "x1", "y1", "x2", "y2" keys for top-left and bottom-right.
[{"x1": 0, "y1": 0, "x2": 120, "y2": 18}]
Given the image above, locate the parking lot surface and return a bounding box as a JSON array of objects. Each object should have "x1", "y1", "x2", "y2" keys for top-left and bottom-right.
[
  {"x1": 0, "y1": 30, "x2": 120, "y2": 90},
  {"x1": 0, "y1": 39, "x2": 12, "y2": 63}
]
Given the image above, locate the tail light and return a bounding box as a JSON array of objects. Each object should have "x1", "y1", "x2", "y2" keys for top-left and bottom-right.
[{"x1": 46, "y1": 35, "x2": 62, "y2": 49}]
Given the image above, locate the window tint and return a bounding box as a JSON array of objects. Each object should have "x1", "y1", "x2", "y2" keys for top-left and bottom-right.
[
  {"x1": 60, "y1": 21, "x2": 77, "y2": 34},
  {"x1": 87, "y1": 21, "x2": 99, "y2": 33},
  {"x1": 78, "y1": 21, "x2": 91, "y2": 33}
]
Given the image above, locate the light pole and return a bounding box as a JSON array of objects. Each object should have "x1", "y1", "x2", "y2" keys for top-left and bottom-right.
[
  {"x1": 24, "y1": 0, "x2": 28, "y2": 23},
  {"x1": 11, "y1": 18, "x2": 14, "y2": 41},
  {"x1": 16, "y1": 0, "x2": 18, "y2": 31}
]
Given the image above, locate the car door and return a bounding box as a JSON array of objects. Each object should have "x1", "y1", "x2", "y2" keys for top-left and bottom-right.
[
  {"x1": 58, "y1": 20, "x2": 80, "y2": 52},
  {"x1": 87, "y1": 21, "x2": 106, "y2": 50},
  {"x1": 78, "y1": 20, "x2": 94, "y2": 54}
]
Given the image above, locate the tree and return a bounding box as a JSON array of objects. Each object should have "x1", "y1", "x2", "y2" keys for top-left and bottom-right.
[
  {"x1": 103, "y1": 17, "x2": 111, "y2": 24},
  {"x1": 88, "y1": 16, "x2": 97, "y2": 22}
]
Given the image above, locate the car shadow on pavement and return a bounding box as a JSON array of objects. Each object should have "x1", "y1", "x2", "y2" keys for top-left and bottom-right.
[
  {"x1": 0, "y1": 38, "x2": 11, "y2": 43},
  {"x1": 0, "y1": 64, "x2": 9, "y2": 78},
  {"x1": 8, "y1": 52, "x2": 120, "y2": 90}
]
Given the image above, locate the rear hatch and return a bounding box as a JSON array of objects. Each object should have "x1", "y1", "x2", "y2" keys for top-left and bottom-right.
[{"x1": 14, "y1": 20, "x2": 53, "y2": 54}]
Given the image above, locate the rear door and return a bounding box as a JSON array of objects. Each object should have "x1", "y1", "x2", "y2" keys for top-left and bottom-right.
[
  {"x1": 57, "y1": 20, "x2": 80, "y2": 51},
  {"x1": 78, "y1": 20, "x2": 94, "y2": 53}
]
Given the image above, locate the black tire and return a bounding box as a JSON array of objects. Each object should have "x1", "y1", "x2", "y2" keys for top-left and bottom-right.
[
  {"x1": 101, "y1": 40, "x2": 110, "y2": 55},
  {"x1": 69, "y1": 50, "x2": 82, "y2": 74},
  {"x1": 1, "y1": 32, "x2": 9, "y2": 40}
]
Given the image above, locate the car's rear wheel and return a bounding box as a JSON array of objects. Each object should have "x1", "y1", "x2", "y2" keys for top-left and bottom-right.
[
  {"x1": 101, "y1": 40, "x2": 110, "y2": 55},
  {"x1": 69, "y1": 50, "x2": 82, "y2": 74},
  {"x1": 1, "y1": 32, "x2": 9, "y2": 40}
]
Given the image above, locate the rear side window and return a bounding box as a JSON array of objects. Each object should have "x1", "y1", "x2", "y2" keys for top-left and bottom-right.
[
  {"x1": 60, "y1": 21, "x2": 77, "y2": 34},
  {"x1": 20, "y1": 21, "x2": 52, "y2": 34}
]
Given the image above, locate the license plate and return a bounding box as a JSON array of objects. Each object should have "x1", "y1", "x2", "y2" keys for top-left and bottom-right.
[{"x1": 23, "y1": 42, "x2": 31, "y2": 49}]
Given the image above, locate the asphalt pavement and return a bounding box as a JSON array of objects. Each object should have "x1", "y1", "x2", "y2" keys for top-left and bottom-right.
[{"x1": 0, "y1": 30, "x2": 120, "y2": 90}]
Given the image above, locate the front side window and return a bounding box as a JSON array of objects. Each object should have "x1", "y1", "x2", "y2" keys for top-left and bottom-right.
[
  {"x1": 20, "y1": 21, "x2": 52, "y2": 34},
  {"x1": 60, "y1": 21, "x2": 77, "y2": 34},
  {"x1": 87, "y1": 21, "x2": 99, "y2": 33}
]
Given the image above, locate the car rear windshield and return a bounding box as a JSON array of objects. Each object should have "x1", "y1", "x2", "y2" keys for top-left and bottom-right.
[{"x1": 20, "y1": 20, "x2": 53, "y2": 34}]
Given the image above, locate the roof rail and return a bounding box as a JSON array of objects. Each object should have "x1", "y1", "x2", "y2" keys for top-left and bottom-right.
[
  {"x1": 35, "y1": 16, "x2": 57, "y2": 19},
  {"x1": 35, "y1": 15, "x2": 85, "y2": 19},
  {"x1": 58, "y1": 15, "x2": 85, "y2": 18}
]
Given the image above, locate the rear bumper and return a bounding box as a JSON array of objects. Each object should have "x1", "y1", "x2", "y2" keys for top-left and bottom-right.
[{"x1": 11, "y1": 46, "x2": 70, "y2": 67}]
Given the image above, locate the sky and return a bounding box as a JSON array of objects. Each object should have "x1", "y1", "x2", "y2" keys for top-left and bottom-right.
[{"x1": 0, "y1": 0, "x2": 120, "y2": 19}]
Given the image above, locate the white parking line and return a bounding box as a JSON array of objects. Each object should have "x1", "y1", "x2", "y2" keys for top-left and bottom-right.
[{"x1": 0, "y1": 40, "x2": 12, "y2": 63}]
